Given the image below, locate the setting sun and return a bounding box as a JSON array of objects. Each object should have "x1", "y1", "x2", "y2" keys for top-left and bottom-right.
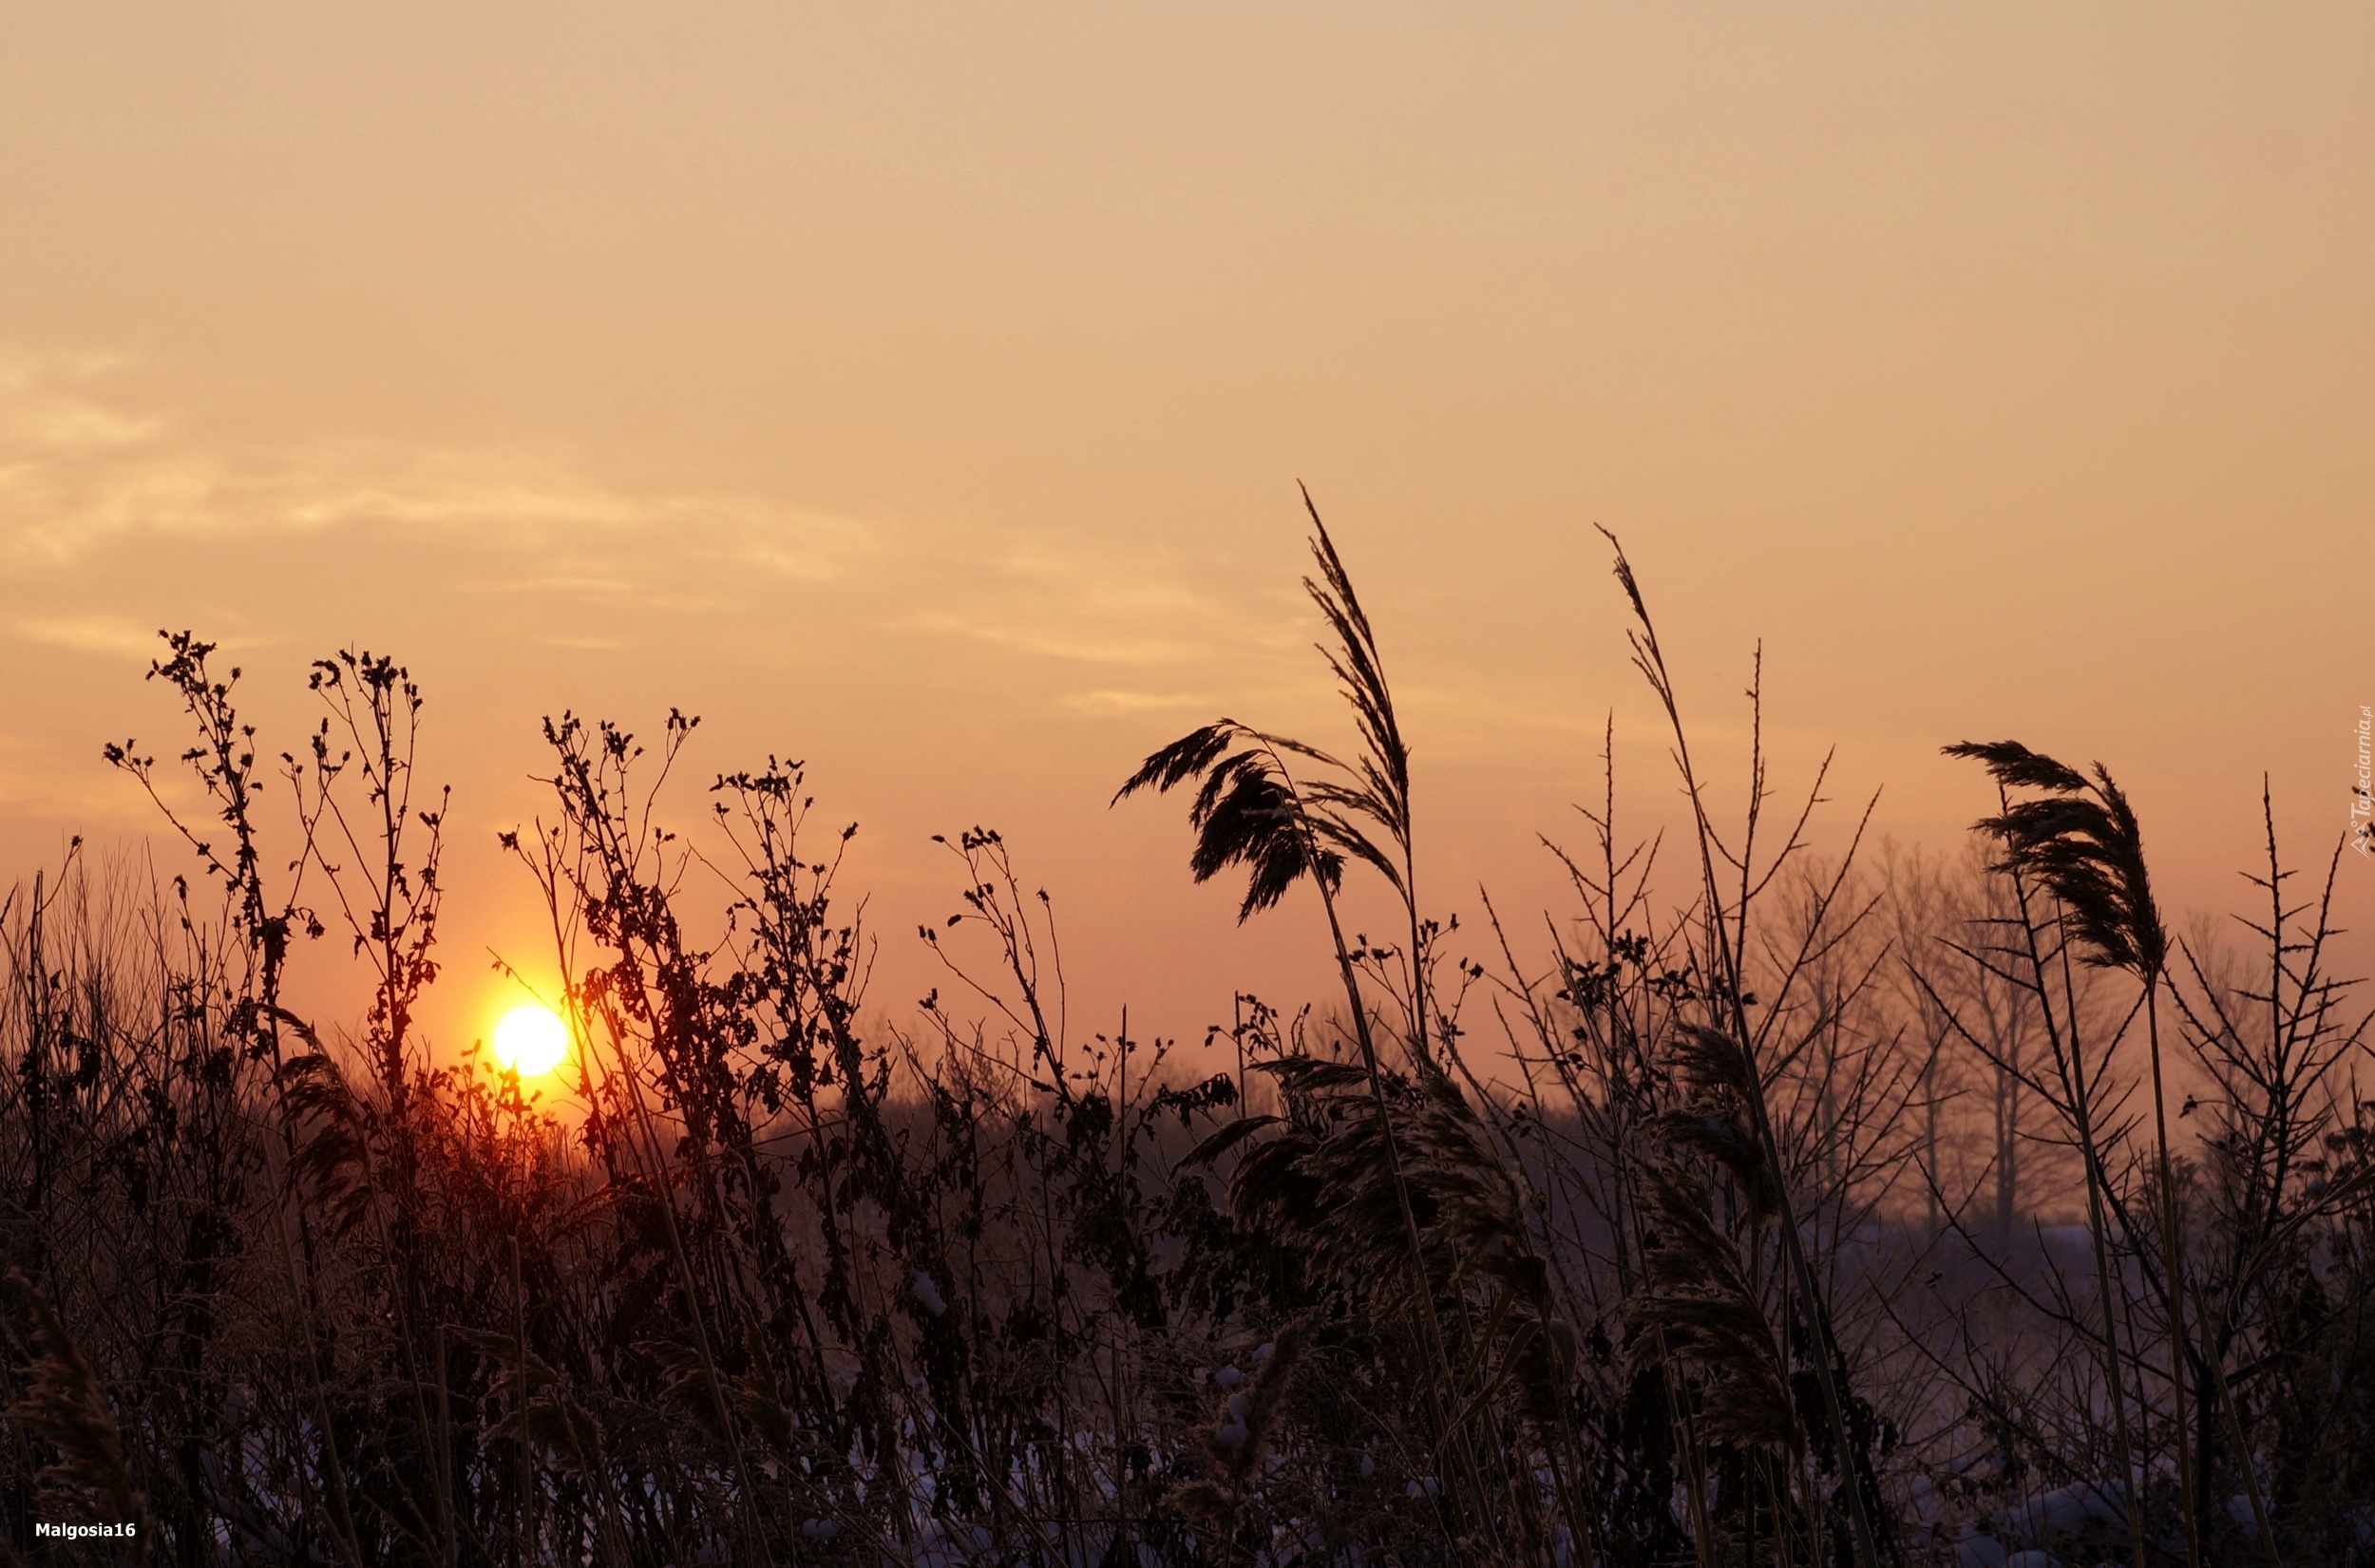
[{"x1": 491, "y1": 1004, "x2": 570, "y2": 1077}]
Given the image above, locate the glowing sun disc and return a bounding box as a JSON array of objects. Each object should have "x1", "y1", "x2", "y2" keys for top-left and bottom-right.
[{"x1": 493, "y1": 1004, "x2": 570, "y2": 1076}]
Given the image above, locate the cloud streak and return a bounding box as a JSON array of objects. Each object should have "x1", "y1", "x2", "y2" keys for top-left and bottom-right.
[
  {"x1": 11, "y1": 614, "x2": 170, "y2": 659},
  {"x1": 0, "y1": 351, "x2": 884, "y2": 584}
]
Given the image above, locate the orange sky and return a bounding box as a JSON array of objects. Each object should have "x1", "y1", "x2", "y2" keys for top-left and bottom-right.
[{"x1": 3, "y1": 5, "x2": 2369, "y2": 1058}]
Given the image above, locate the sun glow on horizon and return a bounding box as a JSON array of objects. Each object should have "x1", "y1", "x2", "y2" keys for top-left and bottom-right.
[{"x1": 492, "y1": 1003, "x2": 570, "y2": 1077}]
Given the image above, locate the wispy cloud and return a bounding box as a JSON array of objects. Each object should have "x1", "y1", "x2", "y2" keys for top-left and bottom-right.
[
  {"x1": 1, "y1": 347, "x2": 1327, "y2": 745},
  {"x1": 1055, "y1": 688, "x2": 1219, "y2": 715},
  {"x1": 904, "y1": 609, "x2": 1209, "y2": 667},
  {"x1": 889, "y1": 531, "x2": 1308, "y2": 679},
  {"x1": 12, "y1": 614, "x2": 167, "y2": 658},
  {"x1": 0, "y1": 352, "x2": 157, "y2": 453},
  {"x1": 462, "y1": 575, "x2": 640, "y2": 598},
  {"x1": 9, "y1": 614, "x2": 281, "y2": 664},
  {"x1": 0, "y1": 350, "x2": 886, "y2": 582}
]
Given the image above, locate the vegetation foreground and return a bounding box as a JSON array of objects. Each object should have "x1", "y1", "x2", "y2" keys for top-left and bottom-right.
[{"x1": 3, "y1": 507, "x2": 2370, "y2": 1565}]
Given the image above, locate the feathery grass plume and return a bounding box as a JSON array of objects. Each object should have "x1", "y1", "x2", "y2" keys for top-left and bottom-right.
[
  {"x1": 1111, "y1": 493, "x2": 1420, "y2": 921},
  {"x1": 1208, "y1": 1046, "x2": 1583, "y2": 1550},
  {"x1": 1648, "y1": 1109, "x2": 1777, "y2": 1226},
  {"x1": 277, "y1": 1048, "x2": 378, "y2": 1241},
  {"x1": 1655, "y1": 1027, "x2": 1779, "y2": 1223},
  {"x1": 1210, "y1": 1319, "x2": 1309, "y2": 1477},
  {"x1": 1296, "y1": 497, "x2": 1414, "y2": 866},
  {"x1": 1114, "y1": 723, "x2": 1349, "y2": 920},
  {"x1": 1217, "y1": 1057, "x2": 1561, "y2": 1332},
  {"x1": 1943, "y1": 742, "x2": 2164, "y2": 979},
  {"x1": 1403, "y1": 1072, "x2": 1582, "y2": 1404},
  {"x1": 1622, "y1": 1161, "x2": 1797, "y2": 1453},
  {"x1": 3, "y1": 1270, "x2": 147, "y2": 1532},
  {"x1": 450, "y1": 1326, "x2": 607, "y2": 1478},
  {"x1": 1219, "y1": 1058, "x2": 1416, "y2": 1290},
  {"x1": 1109, "y1": 488, "x2": 1416, "y2": 921},
  {"x1": 1668, "y1": 1022, "x2": 1756, "y2": 1100},
  {"x1": 1168, "y1": 1321, "x2": 1313, "y2": 1557},
  {"x1": 1948, "y1": 737, "x2": 2195, "y2": 1568},
  {"x1": 1112, "y1": 490, "x2": 1414, "y2": 992}
]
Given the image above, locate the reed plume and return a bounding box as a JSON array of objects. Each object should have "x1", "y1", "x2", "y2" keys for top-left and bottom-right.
[
  {"x1": 1623, "y1": 1158, "x2": 1796, "y2": 1454},
  {"x1": 1943, "y1": 742, "x2": 2165, "y2": 978},
  {"x1": 3, "y1": 1270, "x2": 145, "y2": 1535}
]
